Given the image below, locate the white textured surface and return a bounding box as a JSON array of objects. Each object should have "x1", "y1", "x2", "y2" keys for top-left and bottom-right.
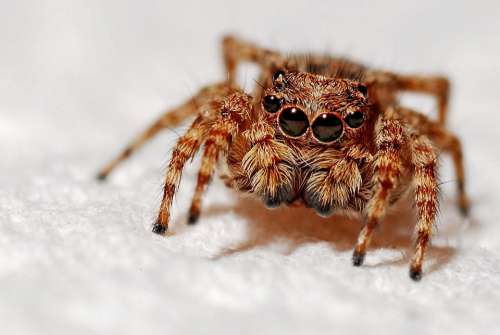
[{"x1": 1, "y1": 1, "x2": 500, "y2": 334}]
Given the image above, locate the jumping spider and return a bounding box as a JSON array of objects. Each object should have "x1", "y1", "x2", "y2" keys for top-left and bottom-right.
[{"x1": 98, "y1": 35, "x2": 469, "y2": 281}]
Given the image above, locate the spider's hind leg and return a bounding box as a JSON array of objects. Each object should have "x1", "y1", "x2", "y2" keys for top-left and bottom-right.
[
  {"x1": 368, "y1": 71, "x2": 450, "y2": 126},
  {"x1": 97, "y1": 84, "x2": 232, "y2": 180},
  {"x1": 393, "y1": 74, "x2": 450, "y2": 126},
  {"x1": 433, "y1": 129, "x2": 470, "y2": 216},
  {"x1": 222, "y1": 35, "x2": 284, "y2": 100}
]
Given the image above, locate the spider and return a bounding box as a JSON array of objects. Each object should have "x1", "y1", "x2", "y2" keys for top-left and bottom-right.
[{"x1": 97, "y1": 35, "x2": 469, "y2": 281}]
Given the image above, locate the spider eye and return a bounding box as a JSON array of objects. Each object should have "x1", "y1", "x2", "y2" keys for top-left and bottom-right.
[
  {"x1": 272, "y1": 70, "x2": 286, "y2": 90},
  {"x1": 279, "y1": 107, "x2": 309, "y2": 137},
  {"x1": 345, "y1": 111, "x2": 364, "y2": 128},
  {"x1": 262, "y1": 95, "x2": 282, "y2": 113},
  {"x1": 272, "y1": 70, "x2": 286, "y2": 83},
  {"x1": 358, "y1": 84, "x2": 368, "y2": 97},
  {"x1": 311, "y1": 113, "x2": 343, "y2": 143}
]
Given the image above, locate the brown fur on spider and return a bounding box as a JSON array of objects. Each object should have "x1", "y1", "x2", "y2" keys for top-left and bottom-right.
[{"x1": 97, "y1": 35, "x2": 469, "y2": 281}]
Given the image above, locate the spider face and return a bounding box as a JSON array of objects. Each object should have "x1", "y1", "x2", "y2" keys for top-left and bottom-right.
[{"x1": 261, "y1": 70, "x2": 370, "y2": 145}]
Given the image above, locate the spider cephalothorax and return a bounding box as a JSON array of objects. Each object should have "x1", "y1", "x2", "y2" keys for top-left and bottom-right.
[
  {"x1": 97, "y1": 35, "x2": 469, "y2": 281},
  {"x1": 237, "y1": 70, "x2": 378, "y2": 215},
  {"x1": 262, "y1": 70, "x2": 372, "y2": 144}
]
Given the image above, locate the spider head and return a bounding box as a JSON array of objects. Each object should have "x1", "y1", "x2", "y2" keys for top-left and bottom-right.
[{"x1": 261, "y1": 70, "x2": 372, "y2": 145}]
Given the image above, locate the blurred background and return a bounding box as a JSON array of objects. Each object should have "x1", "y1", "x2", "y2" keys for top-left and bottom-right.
[{"x1": 1, "y1": 1, "x2": 499, "y2": 334}]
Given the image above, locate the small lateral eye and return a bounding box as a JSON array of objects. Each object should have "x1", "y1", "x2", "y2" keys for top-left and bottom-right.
[
  {"x1": 358, "y1": 84, "x2": 368, "y2": 97},
  {"x1": 263, "y1": 95, "x2": 282, "y2": 113},
  {"x1": 279, "y1": 107, "x2": 309, "y2": 137},
  {"x1": 345, "y1": 111, "x2": 364, "y2": 128},
  {"x1": 311, "y1": 113, "x2": 343, "y2": 143},
  {"x1": 272, "y1": 70, "x2": 286, "y2": 83}
]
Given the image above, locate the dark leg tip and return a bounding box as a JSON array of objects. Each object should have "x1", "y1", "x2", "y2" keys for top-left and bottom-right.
[
  {"x1": 409, "y1": 267, "x2": 423, "y2": 281},
  {"x1": 352, "y1": 250, "x2": 365, "y2": 267},
  {"x1": 187, "y1": 212, "x2": 200, "y2": 225},
  {"x1": 152, "y1": 223, "x2": 167, "y2": 235},
  {"x1": 96, "y1": 172, "x2": 108, "y2": 182},
  {"x1": 459, "y1": 205, "x2": 470, "y2": 218}
]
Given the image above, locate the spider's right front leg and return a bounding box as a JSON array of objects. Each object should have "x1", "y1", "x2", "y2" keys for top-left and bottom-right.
[
  {"x1": 153, "y1": 89, "x2": 253, "y2": 234},
  {"x1": 152, "y1": 116, "x2": 206, "y2": 234}
]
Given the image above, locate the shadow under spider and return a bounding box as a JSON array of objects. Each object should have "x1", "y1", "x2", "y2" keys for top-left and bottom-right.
[{"x1": 190, "y1": 193, "x2": 468, "y2": 274}]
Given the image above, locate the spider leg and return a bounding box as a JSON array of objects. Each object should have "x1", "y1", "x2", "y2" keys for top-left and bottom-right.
[
  {"x1": 395, "y1": 74, "x2": 450, "y2": 126},
  {"x1": 186, "y1": 120, "x2": 233, "y2": 224},
  {"x1": 96, "y1": 83, "x2": 235, "y2": 180},
  {"x1": 369, "y1": 71, "x2": 450, "y2": 125},
  {"x1": 434, "y1": 130, "x2": 469, "y2": 216},
  {"x1": 392, "y1": 106, "x2": 469, "y2": 216},
  {"x1": 408, "y1": 134, "x2": 439, "y2": 281},
  {"x1": 222, "y1": 35, "x2": 284, "y2": 98},
  {"x1": 352, "y1": 116, "x2": 407, "y2": 267},
  {"x1": 154, "y1": 89, "x2": 253, "y2": 233},
  {"x1": 152, "y1": 116, "x2": 207, "y2": 234}
]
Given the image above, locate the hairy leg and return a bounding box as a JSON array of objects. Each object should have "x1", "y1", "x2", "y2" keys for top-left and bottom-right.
[
  {"x1": 369, "y1": 72, "x2": 450, "y2": 125},
  {"x1": 408, "y1": 134, "x2": 439, "y2": 281},
  {"x1": 434, "y1": 130, "x2": 469, "y2": 215},
  {"x1": 154, "y1": 89, "x2": 253, "y2": 233},
  {"x1": 152, "y1": 116, "x2": 207, "y2": 234},
  {"x1": 222, "y1": 35, "x2": 284, "y2": 98},
  {"x1": 353, "y1": 116, "x2": 407, "y2": 266},
  {"x1": 97, "y1": 83, "x2": 235, "y2": 180},
  {"x1": 187, "y1": 92, "x2": 253, "y2": 224},
  {"x1": 393, "y1": 106, "x2": 469, "y2": 215}
]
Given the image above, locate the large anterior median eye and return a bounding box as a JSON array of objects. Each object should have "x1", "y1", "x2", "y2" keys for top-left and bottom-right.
[
  {"x1": 345, "y1": 111, "x2": 364, "y2": 128},
  {"x1": 311, "y1": 113, "x2": 343, "y2": 142},
  {"x1": 279, "y1": 107, "x2": 309, "y2": 137}
]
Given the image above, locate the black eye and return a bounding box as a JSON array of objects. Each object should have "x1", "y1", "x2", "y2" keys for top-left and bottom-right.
[
  {"x1": 279, "y1": 107, "x2": 309, "y2": 137},
  {"x1": 358, "y1": 84, "x2": 368, "y2": 97},
  {"x1": 273, "y1": 70, "x2": 286, "y2": 83},
  {"x1": 311, "y1": 113, "x2": 343, "y2": 142},
  {"x1": 345, "y1": 111, "x2": 364, "y2": 128},
  {"x1": 272, "y1": 70, "x2": 286, "y2": 90},
  {"x1": 263, "y1": 95, "x2": 282, "y2": 113}
]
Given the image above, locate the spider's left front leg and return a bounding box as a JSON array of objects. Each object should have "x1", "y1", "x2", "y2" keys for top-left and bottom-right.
[
  {"x1": 352, "y1": 115, "x2": 440, "y2": 281},
  {"x1": 352, "y1": 117, "x2": 408, "y2": 267},
  {"x1": 408, "y1": 134, "x2": 439, "y2": 280}
]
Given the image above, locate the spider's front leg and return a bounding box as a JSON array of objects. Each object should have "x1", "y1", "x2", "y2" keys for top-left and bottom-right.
[
  {"x1": 408, "y1": 134, "x2": 439, "y2": 280},
  {"x1": 352, "y1": 114, "x2": 440, "y2": 281},
  {"x1": 352, "y1": 117, "x2": 408, "y2": 268},
  {"x1": 153, "y1": 89, "x2": 253, "y2": 234}
]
